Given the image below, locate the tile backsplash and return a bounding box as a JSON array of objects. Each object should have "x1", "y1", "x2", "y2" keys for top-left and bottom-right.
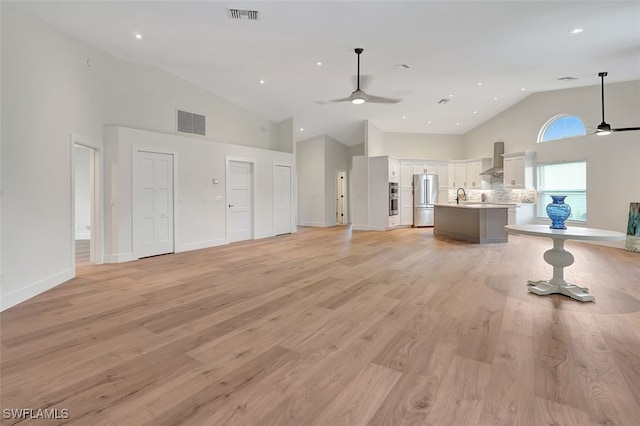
[{"x1": 447, "y1": 178, "x2": 537, "y2": 204}]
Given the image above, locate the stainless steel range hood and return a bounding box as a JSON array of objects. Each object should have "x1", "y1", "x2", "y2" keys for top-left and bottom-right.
[{"x1": 480, "y1": 141, "x2": 504, "y2": 176}]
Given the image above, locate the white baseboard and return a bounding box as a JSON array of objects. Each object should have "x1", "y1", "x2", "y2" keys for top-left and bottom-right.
[
  {"x1": 298, "y1": 221, "x2": 328, "y2": 227},
  {"x1": 176, "y1": 238, "x2": 228, "y2": 252},
  {"x1": 352, "y1": 225, "x2": 370, "y2": 231},
  {"x1": 255, "y1": 231, "x2": 275, "y2": 240},
  {"x1": 103, "y1": 252, "x2": 137, "y2": 263},
  {"x1": 75, "y1": 233, "x2": 90, "y2": 240},
  {"x1": 1, "y1": 268, "x2": 75, "y2": 312}
]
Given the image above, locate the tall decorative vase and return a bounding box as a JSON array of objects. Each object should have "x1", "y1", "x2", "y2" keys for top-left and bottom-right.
[{"x1": 546, "y1": 195, "x2": 571, "y2": 229}]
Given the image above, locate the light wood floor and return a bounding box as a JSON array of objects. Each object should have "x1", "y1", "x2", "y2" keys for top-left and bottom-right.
[{"x1": 1, "y1": 226, "x2": 639, "y2": 425}]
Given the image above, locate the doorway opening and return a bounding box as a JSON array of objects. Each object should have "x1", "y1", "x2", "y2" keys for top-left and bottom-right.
[
  {"x1": 275, "y1": 165, "x2": 292, "y2": 235},
  {"x1": 71, "y1": 136, "x2": 102, "y2": 270},
  {"x1": 336, "y1": 170, "x2": 347, "y2": 225}
]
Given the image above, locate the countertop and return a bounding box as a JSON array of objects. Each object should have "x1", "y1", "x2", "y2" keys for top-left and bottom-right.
[{"x1": 435, "y1": 203, "x2": 509, "y2": 209}]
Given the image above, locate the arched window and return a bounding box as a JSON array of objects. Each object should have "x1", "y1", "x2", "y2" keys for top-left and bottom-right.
[{"x1": 538, "y1": 114, "x2": 586, "y2": 142}]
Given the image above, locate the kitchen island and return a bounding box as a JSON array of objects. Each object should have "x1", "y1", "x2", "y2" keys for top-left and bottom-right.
[{"x1": 434, "y1": 203, "x2": 509, "y2": 243}]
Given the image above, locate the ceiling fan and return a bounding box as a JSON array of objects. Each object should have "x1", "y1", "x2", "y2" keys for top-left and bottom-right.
[
  {"x1": 330, "y1": 48, "x2": 401, "y2": 105},
  {"x1": 596, "y1": 71, "x2": 640, "y2": 135}
]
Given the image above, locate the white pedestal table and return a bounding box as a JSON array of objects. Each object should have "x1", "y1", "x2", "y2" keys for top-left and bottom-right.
[{"x1": 505, "y1": 224, "x2": 626, "y2": 302}]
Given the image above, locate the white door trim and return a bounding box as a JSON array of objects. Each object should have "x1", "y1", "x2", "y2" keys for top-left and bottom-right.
[
  {"x1": 273, "y1": 163, "x2": 293, "y2": 235},
  {"x1": 132, "y1": 145, "x2": 178, "y2": 258},
  {"x1": 226, "y1": 156, "x2": 256, "y2": 242},
  {"x1": 70, "y1": 133, "x2": 104, "y2": 270}
]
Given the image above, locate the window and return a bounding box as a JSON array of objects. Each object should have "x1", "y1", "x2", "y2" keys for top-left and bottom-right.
[
  {"x1": 538, "y1": 114, "x2": 586, "y2": 142},
  {"x1": 537, "y1": 161, "x2": 587, "y2": 222}
]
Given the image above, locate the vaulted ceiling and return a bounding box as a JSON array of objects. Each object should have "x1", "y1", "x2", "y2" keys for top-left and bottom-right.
[{"x1": 15, "y1": 1, "x2": 640, "y2": 145}]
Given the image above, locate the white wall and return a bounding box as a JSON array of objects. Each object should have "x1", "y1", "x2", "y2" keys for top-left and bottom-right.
[
  {"x1": 296, "y1": 136, "x2": 326, "y2": 227},
  {"x1": 365, "y1": 120, "x2": 385, "y2": 157},
  {"x1": 351, "y1": 156, "x2": 369, "y2": 230},
  {"x1": 276, "y1": 118, "x2": 295, "y2": 154},
  {"x1": 104, "y1": 127, "x2": 293, "y2": 262},
  {"x1": 74, "y1": 145, "x2": 91, "y2": 239},
  {"x1": 0, "y1": 6, "x2": 291, "y2": 310},
  {"x1": 463, "y1": 80, "x2": 640, "y2": 233},
  {"x1": 324, "y1": 136, "x2": 349, "y2": 226},
  {"x1": 382, "y1": 132, "x2": 465, "y2": 160}
]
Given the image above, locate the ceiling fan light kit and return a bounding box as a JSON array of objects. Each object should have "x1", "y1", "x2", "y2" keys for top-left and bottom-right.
[{"x1": 331, "y1": 48, "x2": 401, "y2": 105}]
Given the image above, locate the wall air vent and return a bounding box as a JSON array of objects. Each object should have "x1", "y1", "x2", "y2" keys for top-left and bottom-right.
[
  {"x1": 227, "y1": 8, "x2": 259, "y2": 20},
  {"x1": 176, "y1": 109, "x2": 206, "y2": 136},
  {"x1": 558, "y1": 76, "x2": 578, "y2": 81},
  {"x1": 437, "y1": 98, "x2": 450, "y2": 104}
]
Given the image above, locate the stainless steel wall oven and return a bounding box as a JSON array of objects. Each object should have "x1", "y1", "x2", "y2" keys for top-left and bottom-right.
[{"x1": 389, "y1": 182, "x2": 399, "y2": 216}]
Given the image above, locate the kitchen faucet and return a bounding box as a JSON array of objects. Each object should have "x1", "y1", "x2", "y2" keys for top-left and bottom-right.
[{"x1": 456, "y1": 188, "x2": 466, "y2": 204}]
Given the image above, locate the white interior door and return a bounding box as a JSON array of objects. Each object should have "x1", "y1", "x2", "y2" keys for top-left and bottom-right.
[
  {"x1": 135, "y1": 151, "x2": 174, "y2": 258},
  {"x1": 228, "y1": 161, "x2": 253, "y2": 242},
  {"x1": 275, "y1": 165, "x2": 292, "y2": 235}
]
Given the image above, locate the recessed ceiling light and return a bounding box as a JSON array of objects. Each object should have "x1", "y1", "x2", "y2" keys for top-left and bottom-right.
[
  {"x1": 473, "y1": 110, "x2": 478, "y2": 114},
  {"x1": 569, "y1": 28, "x2": 584, "y2": 34},
  {"x1": 493, "y1": 97, "x2": 498, "y2": 100},
  {"x1": 402, "y1": 116, "x2": 406, "y2": 119},
  {"x1": 260, "y1": 80, "x2": 265, "y2": 84},
  {"x1": 477, "y1": 82, "x2": 483, "y2": 86},
  {"x1": 521, "y1": 87, "x2": 526, "y2": 91},
  {"x1": 135, "y1": 33, "x2": 142, "y2": 40},
  {"x1": 316, "y1": 61, "x2": 322, "y2": 66},
  {"x1": 300, "y1": 128, "x2": 304, "y2": 132},
  {"x1": 456, "y1": 122, "x2": 460, "y2": 126},
  {"x1": 427, "y1": 121, "x2": 432, "y2": 124},
  {"x1": 449, "y1": 94, "x2": 454, "y2": 98}
]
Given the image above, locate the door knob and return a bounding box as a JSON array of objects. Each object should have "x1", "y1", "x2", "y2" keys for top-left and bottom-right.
[{"x1": 229, "y1": 204, "x2": 234, "y2": 208}]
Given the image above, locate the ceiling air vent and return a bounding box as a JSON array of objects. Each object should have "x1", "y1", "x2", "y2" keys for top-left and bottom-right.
[
  {"x1": 176, "y1": 109, "x2": 206, "y2": 136},
  {"x1": 227, "y1": 8, "x2": 259, "y2": 20},
  {"x1": 558, "y1": 76, "x2": 578, "y2": 81},
  {"x1": 437, "y1": 98, "x2": 450, "y2": 104}
]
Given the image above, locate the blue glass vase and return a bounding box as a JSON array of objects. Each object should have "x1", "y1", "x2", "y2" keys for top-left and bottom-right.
[{"x1": 546, "y1": 195, "x2": 571, "y2": 229}]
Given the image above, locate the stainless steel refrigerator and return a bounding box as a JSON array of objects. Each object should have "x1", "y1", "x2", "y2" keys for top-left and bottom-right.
[{"x1": 413, "y1": 174, "x2": 439, "y2": 227}]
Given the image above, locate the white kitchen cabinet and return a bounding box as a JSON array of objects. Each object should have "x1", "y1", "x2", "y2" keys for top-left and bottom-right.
[
  {"x1": 369, "y1": 156, "x2": 398, "y2": 230},
  {"x1": 412, "y1": 162, "x2": 429, "y2": 175},
  {"x1": 466, "y1": 158, "x2": 492, "y2": 189},
  {"x1": 452, "y1": 161, "x2": 467, "y2": 189},
  {"x1": 507, "y1": 204, "x2": 536, "y2": 225},
  {"x1": 448, "y1": 163, "x2": 455, "y2": 188},
  {"x1": 436, "y1": 163, "x2": 449, "y2": 190},
  {"x1": 503, "y1": 151, "x2": 535, "y2": 189},
  {"x1": 400, "y1": 161, "x2": 414, "y2": 226},
  {"x1": 388, "y1": 158, "x2": 399, "y2": 182}
]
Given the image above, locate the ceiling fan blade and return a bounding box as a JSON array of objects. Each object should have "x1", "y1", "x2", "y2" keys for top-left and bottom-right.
[
  {"x1": 612, "y1": 127, "x2": 640, "y2": 132},
  {"x1": 329, "y1": 96, "x2": 353, "y2": 103},
  {"x1": 364, "y1": 93, "x2": 401, "y2": 104}
]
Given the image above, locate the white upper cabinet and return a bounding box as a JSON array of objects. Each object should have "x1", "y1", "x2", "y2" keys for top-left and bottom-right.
[
  {"x1": 503, "y1": 152, "x2": 535, "y2": 189},
  {"x1": 388, "y1": 158, "x2": 399, "y2": 182},
  {"x1": 466, "y1": 158, "x2": 492, "y2": 189},
  {"x1": 436, "y1": 163, "x2": 448, "y2": 189},
  {"x1": 448, "y1": 163, "x2": 455, "y2": 188},
  {"x1": 400, "y1": 162, "x2": 413, "y2": 188},
  {"x1": 412, "y1": 162, "x2": 429, "y2": 175},
  {"x1": 452, "y1": 162, "x2": 467, "y2": 189}
]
